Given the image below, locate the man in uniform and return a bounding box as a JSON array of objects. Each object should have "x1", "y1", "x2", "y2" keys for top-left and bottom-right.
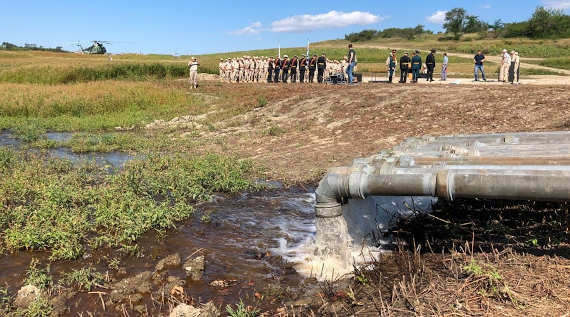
[
  {"x1": 281, "y1": 55, "x2": 290, "y2": 83},
  {"x1": 188, "y1": 57, "x2": 200, "y2": 89},
  {"x1": 267, "y1": 57, "x2": 274, "y2": 83},
  {"x1": 385, "y1": 49, "x2": 397, "y2": 83},
  {"x1": 411, "y1": 51, "x2": 422, "y2": 83},
  {"x1": 499, "y1": 49, "x2": 510, "y2": 82},
  {"x1": 273, "y1": 56, "x2": 281, "y2": 83},
  {"x1": 289, "y1": 55, "x2": 298, "y2": 83},
  {"x1": 299, "y1": 55, "x2": 307, "y2": 83},
  {"x1": 317, "y1": 53, "x2": 327, "y2": 83},
  {"x1": 219, "y1": 58, "x2": 225, "y2": 82},
  {"x1": 399, "y1": 52, "x2": 410, "y2": 83},
  {"x1": 508, "y1": 50, "x2": 520, "y2": 84},
  {"x1": 425, "y1": 49, "x2": 436, "y2": 82},
  {"x1": 309, "y1": 54, "x2": 317, "y2": 83}
]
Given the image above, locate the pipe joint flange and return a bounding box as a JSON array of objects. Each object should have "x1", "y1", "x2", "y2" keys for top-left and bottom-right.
[
  {"x1": 349, "y1": 172, "x2": 366, "y2": 199},
  {"x1": 315, "y1": 202, "x2": 343, "y2": 218}
]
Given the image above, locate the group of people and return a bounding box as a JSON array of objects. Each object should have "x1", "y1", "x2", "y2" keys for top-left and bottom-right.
[
  {"x1": 384, "y1": 49, "x2": 445, "y2": 83},
  {"x1": 205, "y1": 43, "x2": 524, "y2": 87},
  {"x1": 218, "y1": 52, "x2": 354, "y2": 84}
]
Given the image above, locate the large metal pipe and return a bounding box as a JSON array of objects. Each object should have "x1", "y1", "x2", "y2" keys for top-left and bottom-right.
[{"x1": 315, "y1": 168, "x2": 570, "y2": 215}]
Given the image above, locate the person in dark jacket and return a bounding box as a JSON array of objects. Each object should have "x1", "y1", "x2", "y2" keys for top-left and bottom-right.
[
  {"x1": 273, "y1": 57, "x2": 281, "y2": 83},
  {"x1": 309, "y1": 54, "x2": 317, "y2": 83},
  {"x1": 267, "y1": 57, "x2": 274, "y2": 83},
  {"x1": 289, "y1": 55, "x2": 298, "y2": 83},
  {"x1": 317, "y1": 53, "x2": 327, "y2": 83},
  {"x1": 299, "y1": 55, "x2": 307, "y2": 83},
  {"x1": 411, "y1": 51, "x2": 422, "y2": 83},
  {"x1": 399, "y1": 52, "x2": 411, "y2": 83},
  {"x1": 281, "y1": 55, "x2": 290, "y2": 83},
  {"x1": 425, "y1": 49, "x2": 436, "y2": 82}
]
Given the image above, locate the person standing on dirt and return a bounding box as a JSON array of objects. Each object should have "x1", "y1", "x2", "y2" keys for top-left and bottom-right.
[
  {"x1": 299, "y1": 55, "x2": 307, "y2": 83},
  {"x1": 317, "y1": 53, "x2": 327, "y2": 83},
  {"x1": 411, "y1": 51, "x2": 422, "y2": 83},
  {"x1": 474, "y1": 50, "x2": 487, "y2": 82},
  {"x1": 441, "y1": 53, "x2": 449, "y2": 81},
  {"x1": 425, "y1": 49, "x2": 436, "y2": 82},
  {"x1": 508, "y1": 50, "x2": 520, "y2": 84},
  {"x1": 281, "y1": 55, "x2": 290, "y2": 83},
  {"x1": 309, "y1": 54, "x2": 317, "y2": 83},
  {"x1": 273, "y1": 56, "x2": 281, "y2": 83},
  {"x1": 289, "y1": 55, "x2": 298, "y2": 83},
  {"x1": 267, "y1": 57, "x2": 274, "y2": 83},
  {"x1": 399, "y1": 52, "x2": 411, "y2": 83},
  {"x1": 346, "y1": 44, "x2": 356, "y2": 84},
  {"x1": 188, "y1": 57, "x2": 199, "y2": 89},
  {"x1": 385, "y1": 49, "x2": 397, "y2": 83},
  {"x1": 499, "y1": 49, "x2": 511, "y2": 82}
]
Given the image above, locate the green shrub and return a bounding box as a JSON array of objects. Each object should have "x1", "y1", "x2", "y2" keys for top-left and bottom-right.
[
  {"x1": 60, "y1": 267, "x2": 104, "y2": 291},
  {"x1": 24, "y1": 259, "x2": 52, "y2": 289}
]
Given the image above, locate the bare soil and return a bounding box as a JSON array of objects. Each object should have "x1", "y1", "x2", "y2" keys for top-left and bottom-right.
[{"x1": 194, "y1": 82, "x2": 570, "y2": 183}]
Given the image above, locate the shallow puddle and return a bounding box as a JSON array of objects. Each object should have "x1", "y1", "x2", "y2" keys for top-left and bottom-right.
[{"x1": 0, "y1": 130, "x2": 134, "y2": 168}]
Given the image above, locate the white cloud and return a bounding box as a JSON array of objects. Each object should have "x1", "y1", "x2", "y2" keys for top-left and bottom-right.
[
  {"x1": 270, "y1": 11, "x2": 381, "y2": 33},
  {"x1": 427, "y1": 10, "x2": 447, "y2": 24},
  {"x1": 230, "y1": 22, "x2": 262, "y2": 35},
  {"x1": 543, "y1": 0, "x2": 570, "y2": 9},
  {"x1": 483, "y1": 4, "x2": 492, "y2": 9}
]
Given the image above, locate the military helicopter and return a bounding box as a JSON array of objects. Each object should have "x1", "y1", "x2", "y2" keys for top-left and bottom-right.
[{"x1": 75, "y1": 41, "x2": 110, "y2": 54}]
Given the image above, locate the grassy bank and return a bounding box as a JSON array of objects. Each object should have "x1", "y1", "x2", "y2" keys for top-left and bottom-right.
[
  {"x1": 0, "y1": 63, "x2": 188, "y2": 85},
  {"x1": 0, "y1": 81, "x2": 205, "y2": 133},
  {"x1": 0, "y1": 149, "x2": 255, "y2": 260}
]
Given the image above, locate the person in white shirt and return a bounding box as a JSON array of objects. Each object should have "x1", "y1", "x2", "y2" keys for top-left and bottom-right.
[
  {"x1": 499, "y1": 49, "x2": 511, "y2": 82},
  {"x1": 441, "y1": 53, "x2": 449, "y2": 81},
  {"x1": 188, "y1": 57, "x2": 200, "y2": 89}
]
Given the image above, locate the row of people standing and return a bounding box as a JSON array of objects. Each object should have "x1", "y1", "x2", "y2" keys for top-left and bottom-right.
[
  {"x1": 219, "y1": 54, "x2": 353, "y2": 84},
  {"x1": 385, "y1": 49, "x2": 444, "y2": 83},
  {"x1": 268, "y1": 54, "x2": 329, "y2": 83}
]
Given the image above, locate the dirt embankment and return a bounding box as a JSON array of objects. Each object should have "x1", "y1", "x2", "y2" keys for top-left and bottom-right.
[{"x1": 197, "y1": 83, "x2": 570, "y2": 183}]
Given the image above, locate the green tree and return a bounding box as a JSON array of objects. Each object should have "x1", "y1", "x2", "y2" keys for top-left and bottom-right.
[
  {"x1": 464, "y1": 15, "x2": 489, "y2": 33},
  {"x1": 444, "y1": 8, "x2": 467, "y2": 39}
]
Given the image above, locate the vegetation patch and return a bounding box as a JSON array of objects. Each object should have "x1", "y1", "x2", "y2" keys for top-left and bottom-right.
[{"x1": 0, "y1": 149, "x2": 256, "y2": 260}]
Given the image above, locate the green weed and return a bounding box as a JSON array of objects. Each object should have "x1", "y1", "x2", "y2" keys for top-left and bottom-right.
[
  {"x1": 24, "y1": 259, "x2": 52, "y2": 290},
  {"x1": 16, "y1": 297, "x2": 53, "y2": 317},
  {"x1": 60, "y1": 267, "x2": 104, "y2": 291},
  {"x1": 226, "y1": 300, "x2": 260, "y2": 317},
  {"x1": 257, "y1": 96, "x2": 267, "y2": 108}
]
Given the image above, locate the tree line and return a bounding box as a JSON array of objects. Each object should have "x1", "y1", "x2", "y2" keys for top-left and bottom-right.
[
  {"x1": 345, "y1": 6, "x2": 570, "y2": 42},
  {"x1": 1, "y1": 42, "x2": 67, "y2": 52}
]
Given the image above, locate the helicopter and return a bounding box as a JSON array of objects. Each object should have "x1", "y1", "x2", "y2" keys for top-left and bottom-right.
[{"x1": 76, "y1": 41, "x2": 110, "y2": 54}]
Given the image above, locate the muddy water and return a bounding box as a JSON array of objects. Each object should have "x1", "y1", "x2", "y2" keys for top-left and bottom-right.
[
  {"x1": 0, "y1": 188, "x2": 323, "y2": 315},
  {"x1": 0, "y1": 131, "x2": 134, "y2": 168}
]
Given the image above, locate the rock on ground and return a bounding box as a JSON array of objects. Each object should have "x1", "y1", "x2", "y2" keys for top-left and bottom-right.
[
  {"x1": 183, "y1": 256, "x2": 205, "y2": 281},
  {"x1": 169, "y1": 302, "x2": 220, "y2": 317},
  {"x1": 14, "y1": 284, "x2": 41, "y2": 308},
  {"x1": 169, "y1": 304, "x2": 201, "y2": 317},
  {"x1": 155, "y1": 253, "x2": 182, "y2": 271},
  {"x1": 110, "y1": 271, "x2": 153, "y2": 303}
]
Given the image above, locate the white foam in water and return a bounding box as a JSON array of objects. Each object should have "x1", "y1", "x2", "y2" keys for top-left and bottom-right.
[{"x1": 271, "y1": 193, "x2": 435, "y2": 281}]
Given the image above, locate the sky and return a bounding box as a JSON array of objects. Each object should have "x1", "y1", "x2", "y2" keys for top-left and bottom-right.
[{"x1": 1, "y1": 0, "x2": 569, "y2": 55}]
